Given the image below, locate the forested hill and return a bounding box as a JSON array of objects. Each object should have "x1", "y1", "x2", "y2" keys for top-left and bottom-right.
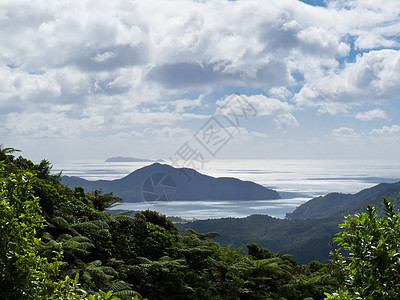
[
  {"x1": 286, "y1": 181, "x2": 400, "y2": 220},
  {"x1": 177, "y1": 181, "x2": 400, "y2": 265},
  {"x1": 177, "y1": 214, "x2": 341, "y2": 264},
  {"x1": 1, "y1": 147, "x2": 344, "y2": 299},
  {"x1": 62, "y1": 162, "x2": 280, "y2": 202}
]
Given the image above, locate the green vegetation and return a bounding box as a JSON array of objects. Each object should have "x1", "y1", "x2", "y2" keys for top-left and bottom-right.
[
  {"x1": 1, "y1": 145, "x2": 399, "y2": 299},
  {"x1": 287, "y1": 183, "x2": 400, "y2": 220},
  {"x1": 325, "y1": 197, "x2": 400, "y2": 299},
  {"x1": 178, "y1": 181, "x2": 400, "y2": 265},
  {"x1": 177, "y1": 214, "x2": 341, "y2": 264}
]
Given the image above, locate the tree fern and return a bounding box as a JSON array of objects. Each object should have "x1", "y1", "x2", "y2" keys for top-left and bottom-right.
[
  {"x1": 71, "y1": 220, "x2": 109, "y2": 233},
  {"x1": 70, "y1": 260, "x2": 119, "y2": 290},
  {"x1": 107, "y1": 280, "x2": 141, "y2": 300},
  {"x1": 52, "y1": 216, "x2": 71, "y2": 230},
  {"x1": 60, "y1": 235, "x2": 94, "y2": 258}
]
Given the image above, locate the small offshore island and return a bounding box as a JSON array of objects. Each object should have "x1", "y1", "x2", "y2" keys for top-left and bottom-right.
[{"x1": 105, "y1": 156, "x2": 165, "y2": 163}]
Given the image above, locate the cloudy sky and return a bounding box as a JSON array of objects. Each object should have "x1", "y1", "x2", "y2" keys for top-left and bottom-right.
[{"x1": 1, "y1": 0, "x2": 399, "y2": 163}]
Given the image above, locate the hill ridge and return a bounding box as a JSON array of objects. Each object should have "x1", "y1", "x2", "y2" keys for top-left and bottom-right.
[
  {"x1": 286, "y1": 181, "x2": 400, "y2": 220},
  {"x1": 62, "y1": 163, "x2": 280, "y2": 202}
]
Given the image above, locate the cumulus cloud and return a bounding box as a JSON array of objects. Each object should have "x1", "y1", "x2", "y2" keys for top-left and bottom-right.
[
  {"x1": 1, "y1": 0, "x2": 399, "y2": 159},
  {"x1": 217, "y1": 94, "x2": 294, "y2": 116},
  {"x1": 331, "y1": 127, "x2": 359, "y2": 138},
  {"x1": 274, "y1": 113, "x2": 299, "y2": 129},
  {"x1": 370, "y1": 125, "x2": 400, "y2": 135},
  {"x1": 269, "y1": 87, "x2": 292, "y2": 100},
  {"x1": 216, "y1": 94, "x2": 299, "y2": 129},
  {"x1": 355, "y1": 109, "x2": 389, "y2": 121},
  {"x1": 0, "y1": 0, "x2": 355, "y2": 108},
  {"x1": 355, "y1": 33, "x2": 399, "y2": 50},
  {"x1": 295, "y1": 50, "x2": 400, "y2": 111},
  {"x1": 160, "y1": 95, "x2": 203, "y2": 113}
]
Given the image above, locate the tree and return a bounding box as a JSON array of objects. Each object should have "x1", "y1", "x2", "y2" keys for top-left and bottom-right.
[
  {"x1": 0, "y1": 165, "x2": 61, "y2": 299},
  {"x1": 0, "y1": 163, "x2": 122, "y2": 300},
  {"x1": 138, "y1": 209, "x2": 178, "y2": 235},
  {"x1": 87, "y1": 190, "x2": 122, "y2": 212},
  {"x1": 0, "y1": 144, "x2": 20, "y2": 162},
  {"x1": 325, "y1": 197, "x2": 400, "y2": 299}
]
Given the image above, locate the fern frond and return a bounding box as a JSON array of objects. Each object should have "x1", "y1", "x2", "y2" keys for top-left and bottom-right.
[
  {"x1": 52, "y1": 216, "x2": 70, "y2": 229},
  {"x1": 137, "y1": 257, "x2": 152, "y2": 264},
  {"x1": 56, "y1": 233, "x2": 73, "y2": 242},
  {"x1": 107, "y1": 280, "x2": 133, "y2": 291},
  {"x1": 41, "y1": 231, "x2": 55, "y2": 242},
  {"x1": 112, "y1": 289, "x2": 141, "y2": 300}
]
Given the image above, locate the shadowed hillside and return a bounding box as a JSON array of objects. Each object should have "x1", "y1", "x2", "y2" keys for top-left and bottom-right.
[
  {"x1": 287, "y1": 181, "x2": 400, "y2": 220},
  {"x1": 62, "y1": 163, "x2": 280, "y2": 202}
]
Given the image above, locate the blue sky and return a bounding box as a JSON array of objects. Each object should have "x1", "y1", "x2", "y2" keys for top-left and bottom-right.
[{"x1": 0, "y1": 0, "x2": 399, "y2": 163}]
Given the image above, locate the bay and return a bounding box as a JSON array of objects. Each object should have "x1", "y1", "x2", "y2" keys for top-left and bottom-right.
[{"x1": 52, "y1": 159, "x2": 400, "y2": 219}]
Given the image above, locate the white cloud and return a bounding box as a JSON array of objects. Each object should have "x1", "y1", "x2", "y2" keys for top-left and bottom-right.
[
  {"x1": 216, "y1": 94, "x2": 299, "y2": 130},
  {"x1": 331, "y1": 127, "x2": 359, "y2": 138},
  {"x1": 217, "y1": 94, "x2": 294, "y2": 116},
  {"x1": 92, "y1": 52, "x2": 117, "y2": 63},
  {"x1": 355, "y1": 33, "x2": 399, "y2": 50},
  {"x1": 328, "y1": 1, "x2": 400, "y2": 49},
  {"x1": 158, "y1": 95, "x2": 203, "y2": 113},
  {"x1": 370, "y1": 125, "x2": 400, "y2": 135},
  {"x1": 1, "y1": 0, "x2": 400, "y2": 160},
  {"x1": 269, "y1": 87, "x2": 292, "y2": 100},
  {"x1": 296, "y1": 26, "x2": 349, "y2": 56},
  {"x1": 274, "y1": 113, "x2": 299, "y2": 129},
  {"x1": 2, "y1": 112, "x2": 84, "y2": 139},
  {"x1": 2, "y1": 0, "x2": 397, "y2": 110},
  {"x1": 355, "y1": 109, "x2": 389, "y2": 121},
  {"x1": 295, "y1": 50, "x2": 400, "y2": 112}
]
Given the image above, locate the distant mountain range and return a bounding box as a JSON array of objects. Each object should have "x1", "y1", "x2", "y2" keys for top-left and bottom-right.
[
  {"x1": 62, "y1": 163, "x2": 280, "y2": 202},
  {"x1": 105, "y1": 156, "x2": 164, "y2": 162}
]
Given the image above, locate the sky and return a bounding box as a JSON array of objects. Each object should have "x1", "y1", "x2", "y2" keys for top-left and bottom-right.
[{"x1": 1, "y1": 0, "x2": 400, "y2": 163}]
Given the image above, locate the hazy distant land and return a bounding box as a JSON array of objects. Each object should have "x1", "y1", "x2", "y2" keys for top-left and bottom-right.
[{"x1": 105, "y1": 156, "x2": 165, "y2": 163}]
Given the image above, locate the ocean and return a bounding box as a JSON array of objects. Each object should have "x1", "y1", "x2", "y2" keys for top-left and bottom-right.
[{"x1": 52, "y1": 159, "x2": 400, "y2": 219}]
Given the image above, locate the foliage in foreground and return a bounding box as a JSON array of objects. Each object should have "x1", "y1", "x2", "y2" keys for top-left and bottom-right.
[
  {"x1": 0, "y1": 162, "x2": 122, "y2": 299},
  {"x1": 0, "y1": 147, "x2": 341, "y2": 299},
  {"x1": 325, "y1": 197, "x2": 400, "y2": 299},
  {"x1": 2, "y1": 145, "x2": 400, "y2": 299}
]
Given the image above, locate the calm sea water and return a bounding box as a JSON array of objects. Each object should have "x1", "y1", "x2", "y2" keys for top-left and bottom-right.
[{"x1": 52, "y1": 159, "x2": 400, "y2": 219}]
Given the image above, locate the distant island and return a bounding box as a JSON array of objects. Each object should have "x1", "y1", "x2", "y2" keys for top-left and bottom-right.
[
  {"x1": 62, "y1": 163, "x2": 280, "y2": 202},
  {"x1": 105, "y1": 156, "x2": 165, "y2": 163}
]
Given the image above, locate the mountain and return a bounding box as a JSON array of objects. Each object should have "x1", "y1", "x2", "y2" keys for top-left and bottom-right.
[
  {"x1": 62, "y1": 163, "x2": 280, "y2": 202},
  {"x1": 286, "y1": 181, "x2": 400, "y2": 220},
  {"x1": 105, "y1": 156, "x2": 164, "y2": 162},
  {"x1": 178, "y1": 181, "x2": 400, "y2": 264}
]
